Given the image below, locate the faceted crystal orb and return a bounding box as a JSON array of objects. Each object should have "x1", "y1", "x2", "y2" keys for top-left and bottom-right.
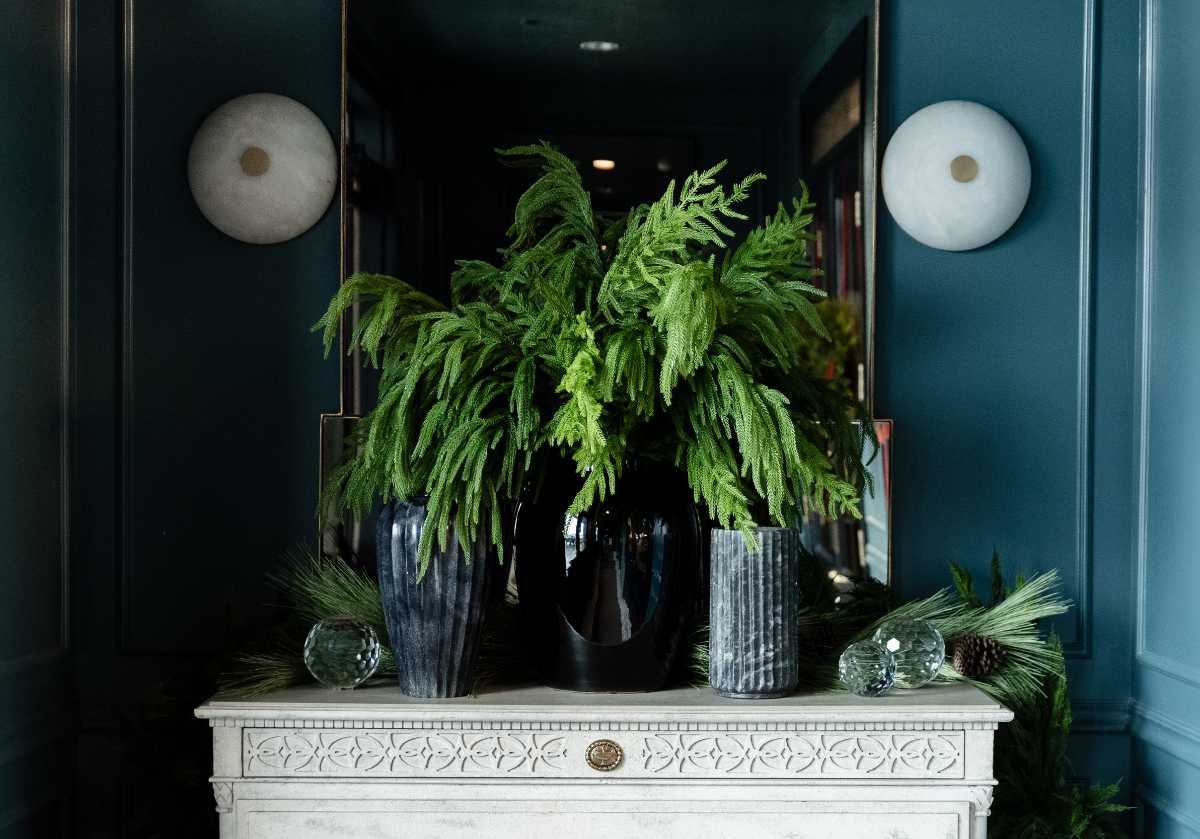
[
  {"x1": 838, "y1": 640, "x2": 896, "y2": 697},
  {"x1": 303, "y1": 617, "x2": 381, "y2": 690},
  {"x1": 872, "y1": 617, "x2": 946, "y2": 689}
]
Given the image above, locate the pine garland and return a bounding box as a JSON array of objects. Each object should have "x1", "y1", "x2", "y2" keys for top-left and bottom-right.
[
  {"x1": 224, "y1": 549, "x2": 1129, "y2": 837},
  {"x1": 991, "y1": 637, "x2": 1129, "y2": 838},
  {"x1": 861, "y1": 570, "x2": 1069, "y2": 706},
  {"x1": 217, "y1": 548, "x2": 522, "y2": 698},
  {"x1": 217, "y1": 549, "x2": 397, "y2": 698},
  {"x1": 314, "y1": 143, "x2": 869, "y2": 575}
]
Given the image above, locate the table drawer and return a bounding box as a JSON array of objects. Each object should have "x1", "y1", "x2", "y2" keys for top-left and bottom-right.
[{"x1": 243, "y1": 727, "x2": 965, "y2": 781}]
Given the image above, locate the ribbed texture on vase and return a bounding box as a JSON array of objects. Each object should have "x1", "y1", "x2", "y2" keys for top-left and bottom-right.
[
  {"x1": 377, "y1": 500, "x2": 495, "y2": 698},
  {"x1": 708, "y1": 527, "x2": 800, "y2": 698}
]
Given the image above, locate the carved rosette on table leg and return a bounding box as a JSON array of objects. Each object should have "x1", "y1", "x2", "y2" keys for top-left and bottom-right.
[{"x1": 709, "y1": 527, "x2": 801, "y2": 698}]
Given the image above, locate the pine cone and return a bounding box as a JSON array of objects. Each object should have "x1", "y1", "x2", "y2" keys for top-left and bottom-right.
[{"x1": 951, "y1": 634, "x2": 1007, "y2": 679}]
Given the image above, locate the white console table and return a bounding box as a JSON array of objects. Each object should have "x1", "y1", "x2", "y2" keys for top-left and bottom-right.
[{"x1": 196, "y1": 682, "x2": 1011, "y2": 839}]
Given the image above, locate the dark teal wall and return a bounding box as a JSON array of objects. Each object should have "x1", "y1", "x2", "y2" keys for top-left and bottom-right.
[
  {"x1": 68, "y1": 0, "x2": 341, "y2": 832},
  {"x1": 121, "y1": 0, "x2": 341, "y2": 653},
  {"x1": 0, "y1": 0, "x2": 71, "y2": 833},
  {"x1": 878, "y1": 0, "x2": 1142, "y2": 803},
  {"x1": 1131, "y1": 2, "x2": 1200, "y2": 835}
]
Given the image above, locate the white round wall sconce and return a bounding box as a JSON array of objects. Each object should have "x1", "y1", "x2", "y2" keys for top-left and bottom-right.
[
  {"x1": 881, "y1": 100, "x2": 1030, "y2": 252},
  {"x1": 187, "y1": 93, "x2": 337, "y2": 245}
]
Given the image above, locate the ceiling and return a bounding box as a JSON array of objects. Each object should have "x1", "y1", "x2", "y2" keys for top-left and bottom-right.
[{"x1": 352, "y1": 0, "x2": 852, "y2": 91}]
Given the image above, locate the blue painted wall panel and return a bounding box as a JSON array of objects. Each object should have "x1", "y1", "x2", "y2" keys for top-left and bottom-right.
[
  {"x1": 0, "y1": 0, "x2": 71, "y2": 830},
  {"x1": 1133, "y1": 1, "x2": 1200, "y2": 831},
  {"x1": 120, "y1": 0, "x2": 341, "y2": 654},
  {"x1": 878, "y1": 0, "x2": 1142, "y2": 802},
  {"x1": 64, "y1": 0, "x2": 343, "y2": 829},
  {"x1": 878, "y1": 0, "x2": 1092, "y2": 644}
]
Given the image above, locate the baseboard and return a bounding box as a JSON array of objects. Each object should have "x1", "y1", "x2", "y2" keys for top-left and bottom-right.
[
  {"x1": 1132, "y1": 702, "x2": 1200, "y2": 771},
  {"x1": 1072, "y1": 698, "x2": 1134, "y2": 733},
  {"x1": 1137, "y1": 785, "x2": 1200, "y2": 835}
]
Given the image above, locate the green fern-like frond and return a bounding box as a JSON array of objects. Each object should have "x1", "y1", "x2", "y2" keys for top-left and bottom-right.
[{"x1": 318, "y1": 146, "x2": 868, "y2": 572}]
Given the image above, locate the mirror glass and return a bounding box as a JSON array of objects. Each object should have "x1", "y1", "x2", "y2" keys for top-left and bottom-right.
[{"x1": 334, "y1": 0, "x2": 888, "y2": 583}]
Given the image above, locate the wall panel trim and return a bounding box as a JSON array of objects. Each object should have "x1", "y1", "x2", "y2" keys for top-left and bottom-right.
[
  {"x1": 0, "y1": 648, "x2": 69, "y2": 679},
  {"x1": 1065, "y1": 0, "x2": 1098, "y2": 659},
  {"x1": 1132, "y1": 702, "x2": 1200, "y2": 773},
  {"x1": 58, "y1": 0, "x2": 73, "y2": 655},
  {"x1": 119, "y1": 0, "x2": 136, "y2": 651},
  {"x1": 1132, "y1": 0, "x2": 1200, "y2": 691},
  {"x1": 1072, "y1": 698, "x2": 1132, "y2": 734},
  {"x1": 1137, "y1": 785, "x2": 1200, "y2": 835}
]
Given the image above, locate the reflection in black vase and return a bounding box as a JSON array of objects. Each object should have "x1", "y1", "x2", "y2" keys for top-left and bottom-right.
[
  {"x1": 562, "y1": 510, "x2": 666, "y2": 645},
  {"x1": 516, "y1": 459, "x2": 700, "y2": 692}
]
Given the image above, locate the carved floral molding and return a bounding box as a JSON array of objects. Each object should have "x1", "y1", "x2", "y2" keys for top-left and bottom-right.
[
  {"x1": 638, "y1": 732, "x2": 962, "y2": 777},
  {"x1": 243, "y1": 728, "x2": 963, "y2": 780},
  {"x1": 245, "y1": 730, "x2": 568, "y2": 776}
]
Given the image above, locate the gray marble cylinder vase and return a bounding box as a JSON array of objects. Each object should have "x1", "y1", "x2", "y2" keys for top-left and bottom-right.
[
  {"x1": 376, "y1": 499, "x2": 496, "y2": 698},
  {"x1": 709, "y1": 527, "x2": 801, "y2": 699}
]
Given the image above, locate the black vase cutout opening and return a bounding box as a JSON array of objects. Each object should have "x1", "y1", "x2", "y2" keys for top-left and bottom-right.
[{"x1": 514, "y1": 459, "x2": 701, "y2": 692}]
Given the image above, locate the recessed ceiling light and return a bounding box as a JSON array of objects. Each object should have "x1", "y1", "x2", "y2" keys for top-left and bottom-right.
[
  {"x1": 592, "y1": 159, "x2": 616, "y2": 171},
  {"x1": 579, "y1": 40, "x2": 620, "y2": 52}
]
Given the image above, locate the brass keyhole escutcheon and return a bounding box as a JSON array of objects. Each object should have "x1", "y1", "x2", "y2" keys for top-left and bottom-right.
[
  {"x1": 950, "y1": 154, "x2": 978, "y2": 183},
  {"x1": 586, "y1": 739, "x2": 623, "y2": 771}
]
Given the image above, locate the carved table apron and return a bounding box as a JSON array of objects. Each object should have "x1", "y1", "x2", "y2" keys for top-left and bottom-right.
[{"x1": 196, "y1": 682, "x2": 1012, "y2": 839}]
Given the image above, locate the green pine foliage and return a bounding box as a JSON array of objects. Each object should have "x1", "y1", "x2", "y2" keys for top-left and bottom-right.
[
  {"x1": 688, "y1": 555, "x2": 1069, "y2": 709},
  {"x1": 219, "y1": 548, "x2": 525, "y2": 697},
  {"x1": 869, "y1": 569, "x2": 1069, "y2": 707},
  {"x1": 315, "y1": 143, "x2": 869, "y2": 574},
  {"x1": 957, "y1": 566, "x2": 1131, "y2": 839},
  {"x1": 686, "y1": 554, "x2": 1130, "y2": 837},
  {"x1": 991, "y1": 637, "x2": 1129, "y2": 839},
  {"x1": 217, "y1": 549, "x2": 397, "y2": 698}
]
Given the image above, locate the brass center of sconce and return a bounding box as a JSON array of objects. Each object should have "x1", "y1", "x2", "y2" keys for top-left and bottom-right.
[
  {"x1": 240, "y1": 146, "x2": 271, "y2": 177},
  {"x1": 950, "y1": 154, "x2": 978, "y2": 183}
]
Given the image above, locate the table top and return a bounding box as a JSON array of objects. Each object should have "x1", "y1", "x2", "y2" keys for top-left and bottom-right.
[{"x1": 197, "y1": 681, "x2": 1012, "y2": 726}]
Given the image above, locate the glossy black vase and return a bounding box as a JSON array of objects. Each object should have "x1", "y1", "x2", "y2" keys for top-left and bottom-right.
[
  {"x1": 514, "y1": 460, "x2": 701, "y2": 692},
  {"x1": 376, "y1": 499, "x2": 496, "y2": 698}
]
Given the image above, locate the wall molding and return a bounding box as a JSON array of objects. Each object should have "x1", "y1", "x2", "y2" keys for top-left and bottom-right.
[
  {"x1": 1138, "y1": 651, "x2": 1200, "y2": 692},
  {"x1": 1137, "y1": 785, "x2": 1200, "y2": 835},
  {"x1": 1063, "y1": 0, "x2": 1098, "y2": 660},
  {"x1": 0, "y1": 648, "x2": 69, "y2": 680},
  {"x1": 119, "y1": 0, "x2": 137, "y2": 653},
  {"x1": 1072, "y1": 699, "x2": 1133, "y2": 734},
  {"x1": 1132, "y1": 0, "x2": 1200, "y2": 691},
  {"x1": 1132, "y1": 702, "x2": 1200, "y2": 773},
  {"x1": 58, "y1": 0, "x2": 74, "y2": 656}
]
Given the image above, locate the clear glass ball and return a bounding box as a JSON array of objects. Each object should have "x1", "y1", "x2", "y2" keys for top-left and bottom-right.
[
  {"x1": 872, "y1": 617, "x2": 945, "y2": 689},
  {"x1": 838, "y1": 640, "x2": 896, "y2": 697},
  {"x1": 303, "y1": 617, "x2": 380, "y2": 690}
]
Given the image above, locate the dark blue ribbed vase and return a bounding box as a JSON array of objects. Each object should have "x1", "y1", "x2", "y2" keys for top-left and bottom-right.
[
  {"x1": 376, "y1": 499, "x2": 496, "y2": 698},
  {"x1": 709, "y1": 527, "x2": 801, "y2": 699}
]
